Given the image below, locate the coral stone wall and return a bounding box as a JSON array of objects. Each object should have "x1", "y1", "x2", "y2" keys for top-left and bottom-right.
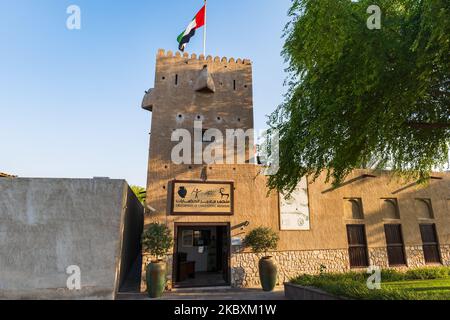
[
  {"x1": 438, "y1": 245, "x2": 450, "y2": 267},
  {"x1": 230, "y1": 245, "x2": 450, "y2": 288},
  {"x1": 404, "y1": 246, "x2": 427, "y2": 267},
  {"x1": 368, "y1": 247, "x2": 390, "y2": 269},
  {"x1": 231, "y1": 249, "x2": 349, "y2": 287},
  {"x1": 140, "y1": 245, "x2": 450, "y2": 291}
]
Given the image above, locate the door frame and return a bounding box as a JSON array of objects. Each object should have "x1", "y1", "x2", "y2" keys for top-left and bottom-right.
[{"x1": 173, "y1": 222, "x2": 231, "y2": 288}]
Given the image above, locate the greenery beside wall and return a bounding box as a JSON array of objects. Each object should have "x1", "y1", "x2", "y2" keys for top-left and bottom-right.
[
  {"x1": 291, "y1": 267, "x2": 450, "y2": 300},
  {"x1": 131, "y1": 185, "x2": 146, "y2": 205},
  {"x1": 268, "y1": 0, "x2": 450, "y2": 194}
]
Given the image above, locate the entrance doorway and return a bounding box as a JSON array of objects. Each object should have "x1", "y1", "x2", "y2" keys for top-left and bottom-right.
[{"x1": 173, "y1": 223, "x2": 231, "y2": 288}]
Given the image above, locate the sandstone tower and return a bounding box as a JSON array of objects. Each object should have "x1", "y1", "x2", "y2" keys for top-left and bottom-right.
[
  {"x1": 141, "y1": 49, "x2": 279, "y2": 289},
  {"x1": 142, "y1": 49, "x2": 263, "y2": 222}
]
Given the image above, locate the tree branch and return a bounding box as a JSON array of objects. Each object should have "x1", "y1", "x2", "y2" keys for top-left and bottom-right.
[{"x1": 406, "y1": 122, "x2": 450, "y2": 129}]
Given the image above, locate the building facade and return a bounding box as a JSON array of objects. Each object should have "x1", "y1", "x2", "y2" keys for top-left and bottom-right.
[{"x1": 141, "y1": 49, "x2": 450, "y2": 290}]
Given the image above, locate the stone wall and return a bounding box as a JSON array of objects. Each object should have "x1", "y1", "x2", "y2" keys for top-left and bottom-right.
[
  {"x1": 368, "y1": 247, "x2": 389, "y2": 269},
  {"x1": 404, "y1": 246, "x2": 426, "y2": 268},
  {"x1": 139, "y1": 245, "x2": 450, "y2": 291},
  {"x1": 230, "y1": 245, "x2": 450, "y2": 288},
  {"x1": 231, "y1": 249, "x2": 350, "y2": 287},
  {"x1": 439, "y1": 245, "x2": 450, "y2": 266},
  {"x1": 370, "y1": 245, "x2": 449, "y2": 269}
]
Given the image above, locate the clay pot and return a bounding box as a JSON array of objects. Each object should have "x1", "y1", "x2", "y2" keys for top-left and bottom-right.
[
  {"x1": 258, "y1": 256, "x2": 277, "y2": 292},
  {"x1": 146, "y1": 261, "x2": 166, "y2": 298}
]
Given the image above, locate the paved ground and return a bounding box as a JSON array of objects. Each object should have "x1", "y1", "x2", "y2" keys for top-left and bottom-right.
[{"x1": 117, "y1": 286, "x2": 286, "y2": 300}]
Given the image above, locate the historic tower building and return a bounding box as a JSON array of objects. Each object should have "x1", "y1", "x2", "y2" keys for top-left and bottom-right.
[
  {"x1": 141, "y1": 49, "x2": 450, "y2": 291},
  {"x1": 141, "y1": 49, "x2": 278, "y2": 289}
]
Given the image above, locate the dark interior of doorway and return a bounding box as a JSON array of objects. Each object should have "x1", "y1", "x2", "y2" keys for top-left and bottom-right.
[{"x1": 174, "y1": 224, "x2": 230, "y2": 288}]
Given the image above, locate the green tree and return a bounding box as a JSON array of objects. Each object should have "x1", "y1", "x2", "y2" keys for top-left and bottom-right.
[
  {"x1": 268, "y1": 0, "x2": 449, "y2": 194},
  {"x1": 142, "y1": 223, "x2": 173, "y2": 260},
  {"x1": 131, "y1": 185, "x2": 146, "y2": 205},
  {"x1": 243, "y1": 227, "x2": 280, "y2": 257}
]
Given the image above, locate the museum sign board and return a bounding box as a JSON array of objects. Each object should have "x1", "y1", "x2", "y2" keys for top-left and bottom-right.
[{"x1": 171, "y1": 180, "x2": 234, "y2": 215}]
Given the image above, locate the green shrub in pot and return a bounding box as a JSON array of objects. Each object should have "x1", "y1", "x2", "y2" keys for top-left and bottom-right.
[
  {"x1": 243, "y1": 227, "x2": 280, "y2": 291},
  {"x1": 142, "y1": 223, "x2": 173, "y2": 298}
]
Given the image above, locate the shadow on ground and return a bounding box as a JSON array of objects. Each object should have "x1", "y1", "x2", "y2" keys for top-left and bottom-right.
[{"x1": 117, "y1": 286, "x2": 286, "y2": 300}]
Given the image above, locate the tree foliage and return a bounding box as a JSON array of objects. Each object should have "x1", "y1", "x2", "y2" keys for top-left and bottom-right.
[
  {"x1": 243, "y1": 227, "x2": 280, "y2": 256},
  {"x1": 131, "y1": 185, "x2": 146, "y2": 205},
  {"x1": 268, "y1": 0, "x2": 450, "y2": 194},
  {"x1": 142, "y1": 223, "x2": 173, "y2": 260}
]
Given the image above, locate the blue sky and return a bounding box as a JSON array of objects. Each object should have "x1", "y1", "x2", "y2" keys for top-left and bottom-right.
[{"x1": 0, "y1": 0, "x2": 290, "y2": 186}]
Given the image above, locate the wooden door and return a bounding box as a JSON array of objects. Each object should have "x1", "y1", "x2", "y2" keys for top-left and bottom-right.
[
  {"x1": 384, "y1": 224, "x2": 407, "y2": 266},
  {"x1": 420, "y1": 224, "x2": 441, "y2": 264},
  {"x1": 347, "y1": 225, "x2": 369, "y2": 268}
]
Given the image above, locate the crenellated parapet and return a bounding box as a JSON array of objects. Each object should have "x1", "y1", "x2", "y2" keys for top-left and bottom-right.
[
  {"x1": 142, "y1": 48, "x2": 254, "y2": 112},
  {"x1": 156, "y1": 48, "x2": 252, "y2": 65}
]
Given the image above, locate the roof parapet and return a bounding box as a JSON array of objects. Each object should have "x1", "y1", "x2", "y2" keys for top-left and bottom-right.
[{"x1": 156, "y1": 48, "x2": 252, "y2": 65}]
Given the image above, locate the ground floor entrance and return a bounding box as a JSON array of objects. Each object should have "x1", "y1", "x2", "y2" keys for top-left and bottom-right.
[{"x1": 173, "y1": 223, "x2": 231, "y2": 288}]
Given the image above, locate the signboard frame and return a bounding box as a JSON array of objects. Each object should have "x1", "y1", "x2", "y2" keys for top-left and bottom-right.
[{"x1": 170, "y1": 180, "x2": 234, "y2": 216}]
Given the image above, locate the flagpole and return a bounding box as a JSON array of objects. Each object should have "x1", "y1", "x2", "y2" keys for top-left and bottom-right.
[{"x1": 203, "y1": 0, "x2": 207, "y2": 56}]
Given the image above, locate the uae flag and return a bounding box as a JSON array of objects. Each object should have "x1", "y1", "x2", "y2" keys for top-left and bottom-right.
[{"x1": 177, "y1": 5, "x2": 206, "y2": 52}]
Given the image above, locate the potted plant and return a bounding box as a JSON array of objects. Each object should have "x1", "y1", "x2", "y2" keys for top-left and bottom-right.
[
  {"x1": 243, "y1": 227, "x2": 280, "y2": 291},
  {"x1": 141, "y1": 223, "x2": 173, "y2": 298}
]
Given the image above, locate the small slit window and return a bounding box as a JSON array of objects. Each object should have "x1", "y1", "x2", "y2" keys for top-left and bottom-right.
[
  {"x1": 175, "y1": 74, "x2": 178, "y2": 85},
  {"x1": 233, "y1": 80, "x2": 236, "y2": 91}
]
